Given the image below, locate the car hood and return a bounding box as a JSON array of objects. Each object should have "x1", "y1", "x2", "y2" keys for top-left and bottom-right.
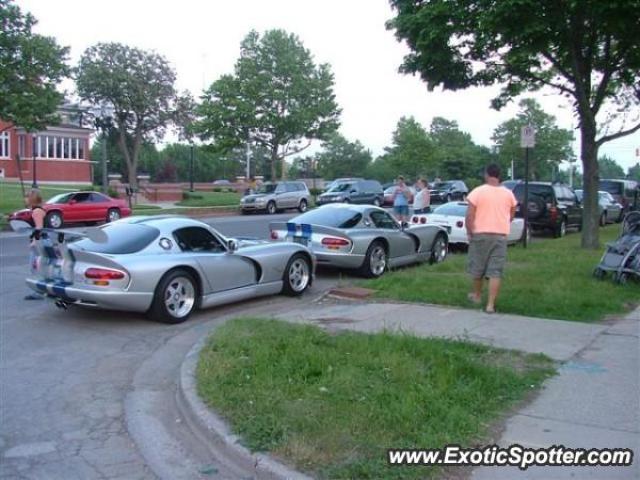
[
  {"x1": 235, "y1": 237, "x2": 269, "y2": 248},
  {"x1": 243, "y1": 194, "x2": 270, "y2": 201},
  {"x1": 12, "y1": 208, "x2": 31, "y2": 216}
]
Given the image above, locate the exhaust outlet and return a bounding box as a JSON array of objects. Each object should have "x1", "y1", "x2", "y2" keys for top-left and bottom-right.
[{"x1": 55, "y1": 300, "x2": 69, "y2": 310}]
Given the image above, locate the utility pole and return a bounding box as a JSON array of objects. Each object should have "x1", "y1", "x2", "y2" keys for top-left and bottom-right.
[
  {"x1": 31, "y1": 133, "x2": 38, "y2": 189},
  {"x1": 521, "y1": 125, "x2": 536, "y2": 249},
  {"x1": 245, "y1": 133, "x2": 251, "y2": 180},
  {"x1": 189, "y1": 144, "x2": 195, "y2": 192}
]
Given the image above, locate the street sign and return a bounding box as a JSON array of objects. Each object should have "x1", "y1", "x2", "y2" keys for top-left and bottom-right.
[{"x1": 521, "y1": 125, "x2": 536, "y2": 148}]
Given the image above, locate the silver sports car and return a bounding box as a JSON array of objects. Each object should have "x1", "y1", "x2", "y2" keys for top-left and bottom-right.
[
  {"x1": 21, "y1": 216, "x2": 314, "y2": 323},
  {"x1": 269, "y1": 204, "x2": 448, "y2": 277}
]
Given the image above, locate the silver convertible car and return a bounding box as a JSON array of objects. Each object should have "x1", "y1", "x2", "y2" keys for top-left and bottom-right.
[
  {"x1": 21, "y1": 216, "x2": 314, "y2": 323},
  {"x1": 269, "y1": 204, "x2": 448, "y2": 277}
]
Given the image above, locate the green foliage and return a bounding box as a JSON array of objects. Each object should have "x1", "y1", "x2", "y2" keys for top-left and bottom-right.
[
  {"x1": 196, "y1": 29, "x2": 341, "y2": 181},
  {"x1": 364, "y1": 225, "x2": 637, "y2": 322},
  {"x1": 383, "y1": 116, "x2": 435, "y2": 179},
  {"x1": 628, "y1": 163, "x2": 640, "y2": 182},
  {"x1": 197, "y1": 318, "x2": 554, "y2": 479},
  {"x1": 598, "y1": 155, "x2": 625, "y2": 179},
  {"x1": 76, "y1": 42, "x2": 178, "y2": 186},
  {"x1": 491, "y1": 99, "x2": 575, "y2": 181},
  {"x1": 0, "y1": 0, "x2": 70, "y2": 131},
  {"x1": 387, "y1": 0, "x2": 640, "y2": 248},
  {"x1": 430, "y1": 117, "x2": 489, "y2": 180},
  {"x1": 312, "y1": 132, "x2": 372, "y2": 179}
]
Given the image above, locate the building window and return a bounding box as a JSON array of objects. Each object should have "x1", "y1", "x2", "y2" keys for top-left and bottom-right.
[
  {"x1": 0, "y1": 132, "x2": 9, "y2": 158},
  {"x1": 18, "y1": 135, "x2": 26, "y2": 157},
  {"x1": 34, "y1": 135, "x2": 86, "y2": 159}
]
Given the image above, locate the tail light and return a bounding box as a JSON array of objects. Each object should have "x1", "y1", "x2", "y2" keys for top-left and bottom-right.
[
  {"x1": 412, "y1": 216, "x2": 418, "y2": 223},
  {"x1": 85, "y1": 268, "x2": 125, "y2": 286},
  {"x1": 420, "y1": 217, "x2": 427, "y2": 224},
  {"x1": 321, "y1": 237, "x2": 350, "y2": 248},
  {"x1": 456, "y1": 220, "x2": 464, "y2": 228},
  {"x1": 270, "y1": 230, "x2": 279, "y2": 240},
  {"x1": 549, "y1": 205, "x2": 558, "y2": 222}
]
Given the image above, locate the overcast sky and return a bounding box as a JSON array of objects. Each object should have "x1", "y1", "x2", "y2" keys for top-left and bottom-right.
[{"x1": 19, "y1": 0, "x2": 640, "y2": 170}]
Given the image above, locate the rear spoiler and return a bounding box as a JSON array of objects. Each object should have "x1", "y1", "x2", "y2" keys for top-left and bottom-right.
[{"x1": 269, "y1": 221, "x2": 351, "y2": 239}]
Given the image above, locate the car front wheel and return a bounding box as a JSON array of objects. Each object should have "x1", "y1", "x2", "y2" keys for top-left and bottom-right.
[
  {"x1": 266, "y1": 201, "x2": 277, "y2": 215},
  {"x1": 281, "y1": 254, "x2": 311, "y2": 296},
  {"x1": 149, "y1": 269, "x2": 198, "y2": 324},
  {"x1": 298, "y1": 199, "x2": 308, "y2": 213},
  {"x1": 429, "y1": 234, "x2": 448, "y2": 264},
  {"x1": 373, "y1": 197, "x2": 381, "y2": 207},
  {"x1": 45, "y1": 211, "x2": 63, "y2": 229}
]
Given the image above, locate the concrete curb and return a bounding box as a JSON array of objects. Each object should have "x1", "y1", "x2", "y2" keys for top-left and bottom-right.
[{"x1": 177, "y1": 333, "x2": 312, "y2": 480}]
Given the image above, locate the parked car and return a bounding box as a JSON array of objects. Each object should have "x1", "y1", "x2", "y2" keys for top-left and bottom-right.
[
  {"x1": 430, "y1": 180, "x2": 469, "y2": 204},
  {"x1": 575, "y1": 190, "x2": 623, "y2": 225},
  {"x1": 212, "y1": 179, "x2": 232, "y2": 186},
  {"x1": 317, "y1": 179, "x2": 384, "y2": 206},
  {"x1": 269, "y1": 204, "x2": 448, "y2": 278},
  {"x1": 19, "y1": 216, "x2": 313, "y2": 323},
  {"x1": 9, "y1": 191, "x2": 131, "y2": 229},
  {"x1": 240, "y1": 181, "x2": 310, "y2": 214},
  {"x1": 504, "y1": 181, "x2": 582, "y2": 237},
  {"x1": 599, "y1": 179, "x2": 639, "y2": 214},
  {"x1": 409, "y1": 201, "x2": 529, "y2": 245},
  {"x1": 323, "y1": 177, "x2": 364, "y2": 192},
  {"x1": 383, "y1": 185, "x2": 416, "y2": 206}
]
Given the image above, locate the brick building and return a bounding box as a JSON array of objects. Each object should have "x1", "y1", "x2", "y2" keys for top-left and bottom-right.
[{"x1": 0, "y1": 103, "x2": 94, "y2": 184}]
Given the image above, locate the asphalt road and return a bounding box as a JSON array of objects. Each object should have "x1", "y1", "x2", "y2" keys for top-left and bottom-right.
[{"x1": 0, "y1": 212, "x2": 350, "y2": 479}]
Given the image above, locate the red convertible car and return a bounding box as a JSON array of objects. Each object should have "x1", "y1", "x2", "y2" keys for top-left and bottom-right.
[{"x1": 9, "y1": 191, "x2": 131, "y2": 228}]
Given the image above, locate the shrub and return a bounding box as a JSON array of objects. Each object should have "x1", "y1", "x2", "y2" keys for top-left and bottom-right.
[
  {"x1": 212, "y1": 187, "x2": 222, "y2": 192},
  {"x1": 309, "y1": 188, "x2": 324, "y2": 196},
  {"x1": 108, "y1": 187, "x2": 120, "y2": 198},
  {"x1": 183, "y1": 191, "x2": 203, "y2": 200}
]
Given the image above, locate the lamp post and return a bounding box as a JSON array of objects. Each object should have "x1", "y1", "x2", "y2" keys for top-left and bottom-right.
[
  {"x1": 31, "y1": 133, "x2": 38, "y2": 189},
  {"x1": 189, "y1": 144, "x2": 195, "y2": 192}
]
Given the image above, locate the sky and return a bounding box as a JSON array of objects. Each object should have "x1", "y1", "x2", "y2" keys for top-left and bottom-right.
[{"x1": 18, "y1": 0, "x2": 640, "y2": 171}]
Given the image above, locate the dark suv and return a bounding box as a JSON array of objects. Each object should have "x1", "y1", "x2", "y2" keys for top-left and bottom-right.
[
  {"x1": 505, "y1": 181, "x2": 582, "y2": 237},
  {"x1": 430, "y1": 180, "x2": 469, "y2": 204},
  {"x1": 317, "y1": 179, "x2": 384, "y2": 206}
]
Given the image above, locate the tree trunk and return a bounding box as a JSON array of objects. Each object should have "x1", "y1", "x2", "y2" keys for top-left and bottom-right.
[
  {"x1": 117, "y1": 127, "x2": 137, "y2": 189},
  {"x1": 580, "y1": 123, "x2": 600, "y2": 249},
  {"x1": 270, "y1": 144, "x2": 278, "y2": 182}
]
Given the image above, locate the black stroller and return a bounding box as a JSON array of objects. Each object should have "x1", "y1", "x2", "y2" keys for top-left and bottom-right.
[{"x1": 593, "y1": 211, "x2": 640, "y2": 284}]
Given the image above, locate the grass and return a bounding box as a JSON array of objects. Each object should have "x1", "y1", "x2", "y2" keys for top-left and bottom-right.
[
  {"x1": 0, "y1": 181, "x2": 91, "y2": 217},
  {"x1": 177, "y1": 190, "x2": 241, "y2": 207},
  {"x1": 197, "y1": 318, "x2": 555, "y2": 479},
  {"x1": 363, "y1": 225, "x2": 638, "y2": 322}
]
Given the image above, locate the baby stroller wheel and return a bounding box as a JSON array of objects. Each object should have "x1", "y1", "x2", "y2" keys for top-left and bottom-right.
[
  {"x1": 593, "y1": 267, "x2": 606, "y2": 280},
  {"x1": 614, "y1": 272, "x2": 628, "y2": 285}
]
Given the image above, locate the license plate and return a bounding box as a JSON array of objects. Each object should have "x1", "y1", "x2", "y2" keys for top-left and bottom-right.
[{"x1": 292, "y1": 236, "x2": 308, "y2": 246}]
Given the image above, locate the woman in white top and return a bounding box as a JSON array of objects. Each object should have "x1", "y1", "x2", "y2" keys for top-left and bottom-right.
[{"x1": 413, "y1": 178, "x2": 431, "y2": 214}]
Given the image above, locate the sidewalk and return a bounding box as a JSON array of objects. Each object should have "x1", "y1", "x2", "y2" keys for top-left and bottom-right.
[{"x1": 272, "y1": 301, "x2": 640, "y2": 479}]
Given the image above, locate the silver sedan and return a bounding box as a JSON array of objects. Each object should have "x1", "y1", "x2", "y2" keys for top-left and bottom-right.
[
  {"x1": 23, "y1": 216, "x2": 314, "y2": 323},
  {"x1": 269, "y1": 204, "x2": 448, "y2": 277}
]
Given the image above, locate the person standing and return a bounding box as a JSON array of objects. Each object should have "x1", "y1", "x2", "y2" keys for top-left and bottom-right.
[
  {"x1": 25, "y1": 189, "x2": 46, "y2": 300},
  {"x1": 413, "y1": 178, "x2": 431, "y2": 214},
  {"x1": 392, "y1": 176, "x2": 410, "y2": 223},
  {"x1": 465, "y1": 164, "x2": 517, "y2": 313}
]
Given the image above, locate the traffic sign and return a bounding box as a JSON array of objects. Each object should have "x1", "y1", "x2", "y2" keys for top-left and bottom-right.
[{"x1": 521, "y1": 125, "x2": 536, "y2": 148}]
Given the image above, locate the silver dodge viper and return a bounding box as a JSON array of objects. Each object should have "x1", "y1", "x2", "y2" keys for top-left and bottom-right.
[
  {"x1": 269, "y1": 204, "x2": 448, "y2": 277},
  {"x1": 21, "y1": 216, "x2": 314, "y2": 323}
]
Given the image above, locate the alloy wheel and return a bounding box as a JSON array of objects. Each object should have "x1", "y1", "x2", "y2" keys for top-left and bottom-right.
[
  {"x1": 164, "y1": 276, "x2": 196, "y2": 319},
  {"x1": 288, "y1": 258, "x2": 310, "y2": 292},
  {"x1": 370, "y1": 245, "x2": 387, "y2": 276}
]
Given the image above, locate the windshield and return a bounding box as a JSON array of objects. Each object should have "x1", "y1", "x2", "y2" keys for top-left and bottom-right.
[
  {"x1": 328, "y1": 182, "x2": 354, "y2": 193},
  {"x1": 575, "y1": 190, "x2": 584, "y2": 201},
  {"x1": 599, "y1": 180, "x2": 623, "y2": 195},
  {"x1": 46, "y1": 193, "x2": 74, "y2": 204},
  {"x1": 513, "y1": 184, "x2": 554, "y2": 202},
  {"x1": 433, "y1": 203, "x2": 468, "y2": 217},
  {"x1": 74, "y1": 224, "x2": 159, "y2": 254},
  {"x1": 256, "y1": 184, "x2": 277, "y2": 194},
  {"x1": 599, "y1": 192, "x2": 613, "y2": 202},
  {"x1": 433, "y1": 182, "x2": 453, "y2": 190},
  {"x1": 293, "y1": 207, "x2": 363, "y2": 229}
]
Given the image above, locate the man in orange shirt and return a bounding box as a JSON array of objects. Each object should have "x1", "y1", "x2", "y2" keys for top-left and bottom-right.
[{"x1": 465, "y1": 164, "x2": 517, "y2": 313}]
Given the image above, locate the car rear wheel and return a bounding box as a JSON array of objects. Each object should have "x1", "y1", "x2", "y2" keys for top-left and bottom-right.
[
  {"x1": 429, "y1": 234, "x2": 448, "y2": 264},
  {"x1": 446, "y1": 194, "x2": 452, "y2": 203},
  {"x1": 149, "y1": 269, "x2": 198, "y2": 324},
  {"x1": 373, "y1": 197, "x2": 381, "y2": 207},
  {"x1": 266, "y1": 201, "x2": 277, "y2": 215},
  {"x1": 281, "y1": 254, "x2": 311, "y2": 296},
  {"x1": 45, "y1": 211, "x2": 63, "y2": 229},
  {"x1": 358, "y1": 241, "x2": 387, "y2": 278},
  {"x1": 554, "y1": 218, "x2": 567, "y2": 238},
  {"x1": 107, "y1": 208, "x2": 121, "y2": 223},
  {"x1": 298, "y1": 199, "x2": 308, "y2": 213},
  {"x1": 599, "y1": 212, "x2": 607, "y2": 227}
]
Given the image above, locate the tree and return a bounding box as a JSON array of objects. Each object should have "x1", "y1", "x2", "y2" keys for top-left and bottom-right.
[
  {"x1": 429, "y1": 117, "x2": 487, "y2": 180},
  {"x1": 313, "y1": 133, "x2": 372, "y2": 179},
  {"x1": 598, "y1": 155, "x2": 625, "y2": 179},
  {"x1": 628, "y1": 163, "x2": 640, "y2": 182},
  {"x1": 388, "y1": 0, "x2": 640, "y2": 248},
  {"x1": 383, "y1": 116, "x2": 435, "y2": 179},
  {"x1": 196, "y1": 29, "x2": 341, "y2": 181},
  {"x1": 491, "y1": 99, "x2": 574, "y2": 180},
  {"x1": 76, "y1": 43, "x2": 179, "y2": 187},
  {"x1": 0, "y1": 0, "x2": 69, "y2": 131}
]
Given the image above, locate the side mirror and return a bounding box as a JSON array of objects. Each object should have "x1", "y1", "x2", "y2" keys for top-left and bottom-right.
[
  {"x1": 69, "y1": 199, "x2": 77, "y2": 205},
  {"x1": 227, "y1": 239, "x2": 238, "y2": 252},
  {"x1": 350, "y1": 189, "x2": 357, "y2": 194}
]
